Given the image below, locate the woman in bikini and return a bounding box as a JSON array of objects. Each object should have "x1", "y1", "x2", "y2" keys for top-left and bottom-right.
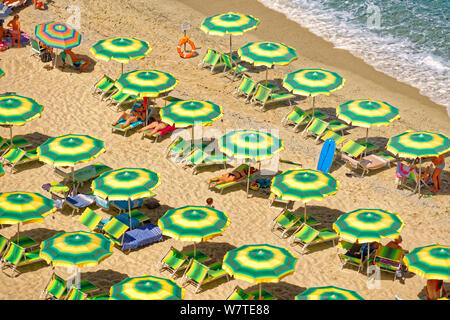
[
  {"x1": 137, "y1": 117, "x2": 169, "y2": 137},
  {"x1": 208, "y1": 166, "x2": 252, "y2": 188},
  {"x1": 430, "y1": 155, "x2": 445, "y2": 193},
  {"x1": 6, "y1": 14, "x2": 20, "y2": 48},
  {"x1": 112, "y1": 103, "x2": 146, "y2": 128}
]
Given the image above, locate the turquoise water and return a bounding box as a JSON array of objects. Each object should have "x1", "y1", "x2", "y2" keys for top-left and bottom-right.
[{"x1": 258, "y1": 0, "x2": 450, "y2": 114}]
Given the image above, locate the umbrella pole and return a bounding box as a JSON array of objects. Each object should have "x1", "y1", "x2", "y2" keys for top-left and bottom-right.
[
  {"x1": 265, "y1": 67, "x2": 268, "y2": 84},
  {"x1": 304, "y1": 203, "x2": 307, "y2": 224},
  {"x1": 229, "y1": 34, "x2": 232, "y2": 55},
  {"x1": 259, "y1": 283, "x2": 262, "y2": 300},
  {"x1": 121, "y1": 63, "x2": 124, "y2": 75},
  {"x1": 418, "y1": 158, "x2": 422, "y2": 196},
  {"x1": 17, "y1": 224, "x2": 19, "y2": 245},
  {"x1": 72, "y1": 167, "x2": 75, "y2": 195},
  {"x1": 194, "y1": 242, "x2": 196, "y2": 258},
  {"x1": 312, "y1": 96, "x2": 316, "y2": 116},
  {"x1": 8, "y1": 126, "x2": 13, "y2": 146},
  {"x1": 128, "y1": 198, "x2": 132, "y2": 230}
]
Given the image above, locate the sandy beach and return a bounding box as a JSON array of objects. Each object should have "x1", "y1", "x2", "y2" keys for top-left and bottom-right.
[{"x1": 0, "y1": 0, "x2": 448, "y2": 300}]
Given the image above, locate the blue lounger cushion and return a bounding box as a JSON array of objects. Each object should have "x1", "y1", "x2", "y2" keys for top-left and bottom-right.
[
  {"x1": 66, "y1": 194, "x2": 96, "y2": 208},
  {"x1": 120, "y1": 223, "x2": 163, "y2": 251}
]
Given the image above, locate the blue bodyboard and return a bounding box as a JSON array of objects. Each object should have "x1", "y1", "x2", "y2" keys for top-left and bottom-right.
[{"x1": 317, "y1": 138, "x2": 336, "y2": 173}]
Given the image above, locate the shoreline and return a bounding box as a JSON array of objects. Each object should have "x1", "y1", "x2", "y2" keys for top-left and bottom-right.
[{"x1": 177, "y1": 0, "x2": 449, "y2": 118}]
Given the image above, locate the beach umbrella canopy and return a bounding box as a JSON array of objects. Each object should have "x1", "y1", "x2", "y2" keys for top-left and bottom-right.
[
  {"x1": 40, "y1": 231, "x2": 113, "y2": 268},
  {"x1": 332, "y1": 209, "x2": 405, "y2": 243},
  {"x1": 158, "y1": 205, "x2": 230, "y2": 256},
  {"x1": 0, "y1": 3, "x2": 11, "y2": 19},
  {"x1": 223, "y1": 244, "x2": 297, "y2": 299},
  {"x1": 403, "y1": 244, "x2": 449, "y2": 280},
  {"x1": 0, "y1": 94, "x2": 44, "y2": 126},
  {"x1": 90, "y1": 37, "x2": 152, "y2": 74},
  {"x1": 37, "y1": 134, "x2": 105, "y2": 167},
  {"x1": 0, "y1": 163, "x2": 4, "y2": 177},
  {"x1": 337, "y1": 99, "x2": 400, "y2": 129},
  {"x1": 110, "y1": 275, "x2": 184, "y2": 300},
  {"x1": 35, "y1": 22, "x2": 81, "y2": 50},
  {"x1": 386, "y1": 131, "x2": 450, "y2": 159},
  {"x1": 238, "y1": 41, "x2": 297, "y2": 68},
  {"x1": 160, "y1": 100, "x2": 223, "y2": 128},
  {"x1": 115, "y1": 69, "x2": 178, "y2": 99},
  {"x1": 201, "y1": 12, "x2": 260, "y2": 53},
  {"x1": 91, "y1": 168, "x2": 161, "y2": 201},
  {"x1": 218, "y1": 129, "x2": 284, "y2": 162},
  {"x1": 0, "y1": 67, "x2": 4, "y2": 78},
  {"x1": 295, "y1": 286, "x2": 364, "y2": 300}
]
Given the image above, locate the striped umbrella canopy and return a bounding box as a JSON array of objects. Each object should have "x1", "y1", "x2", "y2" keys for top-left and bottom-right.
[
  {"x1": 270, "y1": 169, "x2": 339, "y2": 221},
  {"x1": 0, "y1": 67, "x2": 4, "y2": 78},
  {"x1": 0, "y1": 94, "x2": 44, "y2": 126},
  {"x1": 115, "y1": 69, "x2": 178, "y2": 99},
  {"x1": 332, "y1": 209, "x2": 405, "y2": 243},
  {"x1": 200, "y1": 12, "x2": 260, "y2": 53},
  {"x1": 110, "y1": 275, "x2": 185, "y2": 300},
  {"x1": 91, "y1": 168, "x2": 161, "y2": 201},
  {"x1": 403, "y1": 244, "x2": 449, "y2": 280},
  {"x1": 295, "y1": 286, "x2": 364, "y2": 300},
  {"x1": 386, "y1": 131, "x2": 449, "y2": 195},
  {"x1": 337, "y1": 99, "x2": 400, "y2": 129},
  {"x1": 386, "y1": 131, "x2": 450, "y2": 159},
  {"x1": 0, "y1": 94, "x2": 44, "y2": 146},
  {"x1": 158, "y1": 205, "x2": 230, "y2": 256},
  {"x1": 0, "y1": 163, "x2": 4, "y2": 177},
  {"x1": 90, "y1": 37, "x2": 152, "y2": 74},
  {"x1": 37, "y1": 134, "x2": 105, "y2": 167},
  {"x1": 0, "y1": 191, "x2": 55, "y2": 243},
  {"x1": 0, "y1": 3, "x2": 11, "y2": 19},
  {"x1": 223, "y1": 244, "x2": 297, "y2": 300},
  {"x1": 218, "y1": 129, "x2": 284, "y2": 162},
  {"x1": 283, "y1": 69, "x2": 345, "y2": 116},
  {"x1": 35, "y1": 22, "x2": 81, "y2": 50},
  {"x1": 160, "y1": 100, "x2": 223, "y2": 128},
  {"x1": 39, "y1": 231, "x2": 113, "y2": 268}
]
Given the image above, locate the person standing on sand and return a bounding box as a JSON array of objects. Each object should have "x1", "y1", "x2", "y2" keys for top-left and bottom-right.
[
  {"x1": 7, "y1": 14, "x2": 20, "y2": 48},
  {"x1": 430, "y1": 155, "x2": 445, "y2": 193}
]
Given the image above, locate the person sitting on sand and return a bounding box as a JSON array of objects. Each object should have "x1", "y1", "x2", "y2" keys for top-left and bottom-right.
[
  {"x1": 427, "y1": 280, "x2": 448, "y2": 300},
  {"x1": 430, "y1": 155, "x2": 445, "y2": 193},
  {"x1": 112, "y1": 103, "x2": 147, "y2": 128},
  {"x1": 206, "y1": 197, "x2": 214, "y2": 208},
  {"x1": 6, "y1": 14, "x2": 20, "y2": 48},
  {"x1": 207, "y1": 166, "x2": 255, "y2": 188},
  {"x1": 63, "y1": 49, "x2": 90, "y2": 72},
  {"x1": 136, "y1": 117, "x2": 169, "y2": 137}
]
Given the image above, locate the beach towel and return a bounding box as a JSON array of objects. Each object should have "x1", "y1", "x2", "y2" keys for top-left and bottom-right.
[{"x1": 396, "y1": 162, "x2": 414, "y2": 179}]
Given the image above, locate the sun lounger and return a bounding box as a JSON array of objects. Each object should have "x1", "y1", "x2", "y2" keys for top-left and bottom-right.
[
  {"x1": 111, "y1": 119, "x2": 145, "y2": 137},
  {"x1": 0, "y1": 136, "x2": 33, "y2": 155},
  {"x1": 302, "y1": 117, "x2": 329, "y2": 142},
  {"x1": 268, "y1": 192, "x2": 290, "y2": 208},
  {"x1": 29, "y1": 37, "x2": 45, "y2": 59},
  {"x1": 54, "y1": 162, "x2": 112, "y2": 192},
  {"x1": 337, "y1": 241, "x2": 376, "y2": 273},
  {"x1": 141, "y1": 124, "x2": 177, "y2": 143},
  {"x1": 249, "y1": 289, "x2": 276, "y2": 300},
  {"x1": 281, "y1": 107, "x2": 328, "y2": 131},
  {"x1": 182, "y1": 148, "x2": 229, "y2": 174},
  {"x1": 181, "y1": 259, "x2": 229, "y2": 293},
  {"x1": 79, "y1": 208, "x2": 103, "y2": 231},
  {"x1": 91, "y1": 74, "x2": 116, "y2": 98},
  {"x1": 338, "y1": 140, "x2": 366, "y2": 160},
  {"x1": 250, "y1": 84, "x2": 296, "y2": 111},
  {"x1": 102, "y1": 218, "x2": 129, "y2": 247},
  {"x1": 326, "y1": 120, "x2": 349, "y2": 136},
  {"x1": 208, "y1": 164, "x2": 259, "y2": 194},
  {"x1": 269, "y1": 209, "x2": 302, "y2": 239},
  {"x1": 320, "y1": 130, "x2": 347, "y2": 147},
  {"x1": 100, "y1": 211, "x2": 146, "y2": 230},
  {"x1": 198, "y1": 48, "x2": 223, "y2": 72},
  {"x1": 157, "y1": 246, "x2": 211, "y2": 278},
  {"x1": 359, "y1": 141, "x2": 379, "y2": 155},
  {"x1": 289, "y1": 223, "x2": 338, "y2": 254},
  {"x1": 64, "y1": 193, "x2": 96, "y2": 216},
  {"x1": 395, "y1": 162, "x2": 432, "y2": 192},
  {"x1": 87, "y1": 293, "x2": 110, "y2": 300},
  {"x1": 221, "y1": 53, "x2": 248, "y2": 81},
  {"x1": 374, "y1": 245, "x2": 404, "y2": 281},
  {"x1": 105, "y1": 89, "x2": 137, "y2": 111},
  {"x1": 226, "y1": 286, "x2": 254, "y2": 300},
  {"x1": 1, "y1": 147, "x2": 38, "y2": 173},
  {"x1": 65, "y1": 287, "x2": 88, "y2": 300},
  {"x1": 0, "y1": 242, "x2": 43, "y2": 278},
  {"x1": 233, "y1": 75, "x2": 256, "y2": 102},
  {"x1": 0, "y1": 235, "x2": 8, "y2": 257},
  {"x1": 41, "y1": 273, "x2": 99, "y2": 300},
  {"x1": 60, "y1": 51, "x2": 85, "y2": 73},
  {"x1": 94, "y1": 195, "x2": 148, "y2": 214},
  {"x1": 341, "y1": 152, "x2": 395, "y2": 177}
]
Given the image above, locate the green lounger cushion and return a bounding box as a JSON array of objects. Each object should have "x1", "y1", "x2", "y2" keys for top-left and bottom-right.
[
  {"x1": 376, "y1": 152, "x2": 395, "y2": 162},
  {"x1": 359, "y1": 141, "x2": 378, "y2": 152},
  {"x1": 79, "y1": 208, "x2": 102, "y2": 231},
  {"x1": 103, "y1": 218, "x2": 129, "y2": 240},
  {"x1": 45, "y1": 274, "x2": 67, "y2": 299},
  {"x1": 286, "y1": 107, "x2": 308, "y2": 124},
  {"x1": 305, "y1": 118, "x2": 328, "y2": 135},
  {"x1": 293, "y1": 224, "x2": 319, "y2": 243},
  {"x1": 270, "y1": 92, "x2": 295, "y2": 101},
  {"x1": 207, "y1": 262, "x2": 227, "y2": 279},
  {"x1": 12, "y1": 236, "x2": 38, "y2": 249},
  {"x1": 274, "y1": 210, "x2": 301, "y2": 229},
  {"x1": 249, "y1": 289, "x2": 275, "y2": 300},
  {"x1": 321, "y1": 130, "x2": 346, "y2": 145},
  {"x1": 65, "y1": 288, "x2": 87, "y2": 300},
  {"x1": 317, "y1": 228, "x2": 339, "y2": 242},
  {"x1": 227, "y1": 287, "x2": 254, "y2": 300},
  {"x1": 169, "y1": 137, "x2": 189, "y2": 154},
  {"x1": 340, "y1": 140, "x2": 366, "y2": 158},
  {"x1": 73, "y1": 163, "x2": 112, "y2": 183},
  {"x1": 0, "y1": 137, "x2": 32, "y2": 151},
  {"x1": 327, "y1": 120, "x2": 348, "y2": 132},
  {"x1": 236, "y1": 76, "x2": 255, "y2": 96}
]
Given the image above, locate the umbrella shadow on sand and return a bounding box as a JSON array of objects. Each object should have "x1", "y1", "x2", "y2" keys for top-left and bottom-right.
[
  {"x1": 246, "y1": 281, "x2": 307, "y2": 300},
  {"x1": 22, "y1": 131, "x2": 53, "y2": 146},
  {"x1": 9, "y1": 227, "x2": 67, "y2": 243},
  {"x1": 185, "y1": 241, "x2": 238, "y2": 263},
  {"x1": 81, "y1": 269, "x2": 130, "y2": 294},
  {"x1": 57, "y1": 54, "x2": 97, "y2": 74}
]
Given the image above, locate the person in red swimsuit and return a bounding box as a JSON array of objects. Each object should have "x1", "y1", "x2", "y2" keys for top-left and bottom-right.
[{"x1": 426, "y1": 280, "x2": 448, "y2": 300}]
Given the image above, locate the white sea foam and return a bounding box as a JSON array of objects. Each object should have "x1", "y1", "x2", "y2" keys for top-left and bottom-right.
[{"x1": 258, "y1": 0, "x2": 450, "y2": 116}]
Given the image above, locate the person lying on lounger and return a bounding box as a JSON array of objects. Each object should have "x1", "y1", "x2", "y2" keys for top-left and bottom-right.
[
  {"x1": 345, "y1": 241, "x2": 379, "y2": 258},
  {"x1": 112, "y1": 104, "x2": 147, "y2": 128},
  {"x1": 207, "y1": 166, "x2": 256, "y2": 188},
  {"x1": 63, "y1": 49, "x2": 90, "y2": 72},
  {"x1": 137, "y1": 117, "x2": 169, "y2": 137}
]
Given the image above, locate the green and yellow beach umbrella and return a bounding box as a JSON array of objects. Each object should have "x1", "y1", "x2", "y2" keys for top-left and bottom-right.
[
  {"x1": 0, "y1": 94, "x2": 44, "y2": 146},
  {"x1": 0, "y1": 163, "x2": 4, "y2": 177},
  {"x1": 116, "y1": 69, "x2": 178, "y2": 99},
  {"x1": 110, "y1": 275, "x2": 185, "y2": 300},
  {"x1": 160, "y1": 100, "x2": 223, "y2": 128},
  {"x1": 0, "y1": 68, "x2": 4, "y2": 78},
  {"x1": 201, "y1": 12, "x2": 260, "y2": 53},
  {"x1": 158, "y1": 205, "x2": 230, "y2": 256},
  {"x1": 40, "y1": 231, "x2": 113, "y2": 268},
  {"x1": 386, "y1": 131, "x2": 449, "y2": 194},
  {"x1": 337, "y1": 99, "x2": 400, "y2": 144},
  {"x1": 270, "y1": 168, "x2": 339, "y2": 221},
  {"x1": 283, "y1": 69, "x2": 345, "y2": 116},
  {"x1": 403, "y1": 244, "x2": 449, "y2": 280},
  {"x1": 90, "y1": 37, "x2": 152, "y2": 74},
  {"x1": 37, "y1": 134, "x2": 105, "y2": 167},
  {"x1": 223, "y1": 244, "x2": 297, "y2": 300},
  {"x1": 295, "y1": 286, "x2": 364, "y2": 300},
  {"x1": 0, "y1": 191, "x2": 55, "y2": 242},
  {"x1": 238, "y1": 41, "x2": 297, "y2": 82},
  {"x1": 332, "y1": 209, "x2": 405, "y2": 243}
]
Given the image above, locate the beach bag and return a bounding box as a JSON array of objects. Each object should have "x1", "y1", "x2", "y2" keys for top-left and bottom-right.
[
  {"x1": 0, "y1": 41, "x2": 8, "y2": 52},
  {"x1": 41, "y1": 50, "x2": 52, "y2": 63}
]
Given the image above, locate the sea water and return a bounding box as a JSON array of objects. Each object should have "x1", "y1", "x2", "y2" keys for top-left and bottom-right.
[{"x1": 258, "y1": 0, "x2": 450, "y2": 116}]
